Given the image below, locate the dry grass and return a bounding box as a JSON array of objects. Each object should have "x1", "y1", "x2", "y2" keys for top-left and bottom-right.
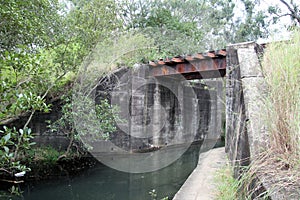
[
  {"x1": 262, "y1": 30, "x2": 300, "y2": 157},
  {"x1": 249, "y1": 30, "x2": 300, "y2": 197}
]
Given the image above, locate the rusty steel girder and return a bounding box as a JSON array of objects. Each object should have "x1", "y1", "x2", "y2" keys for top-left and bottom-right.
[{"x1": 148, "y1": 49, "x2": 226, "y2": 80}]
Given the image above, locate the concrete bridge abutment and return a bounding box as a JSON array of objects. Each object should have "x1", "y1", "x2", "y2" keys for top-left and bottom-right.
[{"x1": 225, "y1": 41, "x2": 267, "y2": 178}]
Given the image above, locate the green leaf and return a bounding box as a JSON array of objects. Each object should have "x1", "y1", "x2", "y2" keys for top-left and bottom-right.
[
  {"x1": 29, "y1": 142, "x2": 36, "y2": 146},
  {"x1": 3, "y1": 146, "x2": 9, "y2": 153},
  {"x1": 3, "y1": 133, "x2": 11, "y2": 142}
]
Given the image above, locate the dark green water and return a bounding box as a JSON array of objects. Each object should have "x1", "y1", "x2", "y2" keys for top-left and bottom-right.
[{"x1": 7, "y1": 144, "x2": 201, "y2": 200}]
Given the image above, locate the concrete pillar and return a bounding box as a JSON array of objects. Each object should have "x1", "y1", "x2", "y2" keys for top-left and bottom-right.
[
  {"x1": 226, "y1": 41, "x2": 267, "y2": 177},
  {"x1": 177, "y1": 81, "x2": 184, "y2": 144},
  {"x1": 152, "y1": 81, "x2": 161, "y2": 146}
]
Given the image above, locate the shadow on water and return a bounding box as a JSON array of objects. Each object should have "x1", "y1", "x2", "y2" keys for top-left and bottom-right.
[{"x1": 10, "y1": 143, "x2": 202, "y2": 200}]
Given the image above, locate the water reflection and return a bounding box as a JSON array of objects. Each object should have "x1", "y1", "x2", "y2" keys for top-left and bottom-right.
[{"x1": 19, "y1": 143, "x2": 201, "y2": 200}]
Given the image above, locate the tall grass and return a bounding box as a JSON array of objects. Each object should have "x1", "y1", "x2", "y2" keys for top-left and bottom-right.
[
  {"x1": 215, "y1": 163, "x2": 271, "y2": 199},
  {"x1": 253, "y1": 30, "x2": 300, "y2": 196},
  {"x1": 262, "y1": 30, "x2": 300, "y2": 162}
]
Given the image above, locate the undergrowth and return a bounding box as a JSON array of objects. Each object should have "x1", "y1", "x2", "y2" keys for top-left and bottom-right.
[
  {"x1": 215, "y1": 164, "x2": 239, "y2": 200},
  {"x1": 215, "y1": 163, "x2": 271, "y2": 200},
  {"x1": 25, "y1": 146, "x2": 64, "y2": 165},
  {"x1": 255, "y1": 29, "x2": 300, "y2": 196}
]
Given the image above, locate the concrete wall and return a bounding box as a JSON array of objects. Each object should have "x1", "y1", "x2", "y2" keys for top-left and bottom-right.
[
  {"x1": 0, "y1": 100, "x2": 70, "y2": 150},
  {"x1": 110, "y1": 65, "x2": 224, "y2": 151},
  {"x1": 225, "y1": 41, "x2": 266, "y2": 177}
]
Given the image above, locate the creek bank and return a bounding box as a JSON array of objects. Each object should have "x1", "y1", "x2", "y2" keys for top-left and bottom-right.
[{"x1": 0, "y1": 154, "x2": 98, "y2": 188}]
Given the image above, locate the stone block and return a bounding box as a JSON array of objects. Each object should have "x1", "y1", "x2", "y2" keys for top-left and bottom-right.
[
  {"x1": 238, "y1": 48, "x2": 263, "y2": 77},
  {"x1": 241, "y1": 77, "x2": 269, "y2": 155}
]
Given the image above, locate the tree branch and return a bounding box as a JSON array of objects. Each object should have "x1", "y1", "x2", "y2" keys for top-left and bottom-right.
[
  {"x1": 0, "y1": 168, "x2": 12, "y2": 175},
  {"x1": 279, "y1": 0, "x2": 300, "y2": 25},
  {"x1": 13, "y1": 72, "x2": 67, "y2": 161}
]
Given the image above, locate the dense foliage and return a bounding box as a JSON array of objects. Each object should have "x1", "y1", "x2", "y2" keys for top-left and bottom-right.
[{"x1": 0, "y1": 0, "x2": 122, "y2": 177}]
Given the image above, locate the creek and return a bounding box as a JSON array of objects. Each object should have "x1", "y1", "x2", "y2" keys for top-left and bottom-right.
[{"x1": 14, "y1": 143, "x2": 202, "y2": 200}]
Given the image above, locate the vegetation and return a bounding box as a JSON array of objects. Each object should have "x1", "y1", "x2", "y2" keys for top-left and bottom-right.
[
  {"x1": 25, "y1": 146, "x2": 64, "y2": 165},
  {"x1": 268, "y1": 0, "x2": 300, "y2": 27},
  {"x1": 0, "y1": 126, "x2": 35, "y2": 176},
  {"x1": 49, "y1": 95, "x2": 121, "y2": 156},
  {"x1": 215, "y1": 164, "x2": 239, "y2": 200},
  {"x1": 117, "y1": 0, "x2": 271, "y2": 54},
  {"x1": 0, "y1": 0, "x2": 299, "y2": 196},
  {"x1": 216, "y1": 30, "x2": 300, "y2": 199},
  {"x1": 0, "y1": 0, "x2": 122, "y2": 178},
  {"x1": 149, "y1": 189, "x2": 169, "y2": 200},
  {"x1": 0, "y1": 185, "x2": 23, "y2": 198},
  {"x1": 215, "y1": 163, "x2": 271, "y2": 200},
  {"x1": 262, "y1": 30, "x2": 300, "y2": 164},
  {"x1": 254, "y1": 29, "x2": 300, "y2": 196}
]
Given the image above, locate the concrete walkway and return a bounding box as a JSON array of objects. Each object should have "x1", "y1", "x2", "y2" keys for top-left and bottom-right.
[{"x1": 173, "y1": 147, "x2": 227, "y2": 200}]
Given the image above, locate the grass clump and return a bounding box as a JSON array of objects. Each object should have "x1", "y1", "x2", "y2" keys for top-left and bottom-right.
[
  {"x1": 214, "y1": 164, "x2": 239, "y2": 200},
  {"x1": 262, "y1": 30, "x2": 300, "y2": 159},
  {"x1": 215, "y1": 163, "x2": 270, "y2": 199}
]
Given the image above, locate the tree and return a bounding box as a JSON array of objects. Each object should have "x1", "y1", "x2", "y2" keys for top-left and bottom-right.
[
  {"x1": 268, "y1": 0, "x2": 300, "y2": 27},
  {"x1": 233, "y1": 0, "x2": 269, "y2": 42},
  {"x1": 0, "y1": 0, "x2": 67, "y2": 178},
  {"x1": 65, "y1": 0, "x2": 121, "y2": 56},
  {"x1": 0, "y1": 0, "x2": 122, "y2": 177},
  {"x1": 49, "y1": 32, "x2": 155, "y2": 156},
  {"x1": 117, "y1": 0, "x2": 269, "y2": 54},
  {"x1": 0, "y1": 0, "x2": 62, "y2": 53},
  {"x1": 118, "y1": 0, "x2": 206, "y2": 55}
]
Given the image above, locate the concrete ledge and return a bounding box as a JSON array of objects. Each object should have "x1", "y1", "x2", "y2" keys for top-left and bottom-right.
[{"x1": 173, "y1": 147, "x2": 226, "y2": 200}]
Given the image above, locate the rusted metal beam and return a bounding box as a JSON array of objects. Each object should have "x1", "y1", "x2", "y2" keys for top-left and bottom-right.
[
  {"x1": 148, "y1": 49, "x2": 227, "y2": 80},
  {"x1": 149, "y1": 58, "x2": 226, "y2": 79}
]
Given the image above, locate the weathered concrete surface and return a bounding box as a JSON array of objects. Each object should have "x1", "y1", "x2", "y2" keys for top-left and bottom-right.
[
  {"x1": 225, "y1": 46, "x2": 250, "y2": 178},
  {"x1": 0, "y1": 99, "x2": 71, "y2": 150},
  {"x1": 2, "y1": 65, "x2": 224, "y2": 154},
  {"x1": 109, "y1": 65, "x2": 224, "y2": 151},
  {"x1": 173, "y1": 147, "x2": 226, "y2": 200},
  {"x1": 225, "y1": 42, "x2": 266, "y2": 177}
]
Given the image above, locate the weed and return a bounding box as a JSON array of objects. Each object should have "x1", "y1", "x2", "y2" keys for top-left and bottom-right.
[
  {"x1": 214, "y1": 164, "x2": 239, "y2": 200},
  {"x1": 8, "y1": 186, "x2": 22, "y2": 196}
]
